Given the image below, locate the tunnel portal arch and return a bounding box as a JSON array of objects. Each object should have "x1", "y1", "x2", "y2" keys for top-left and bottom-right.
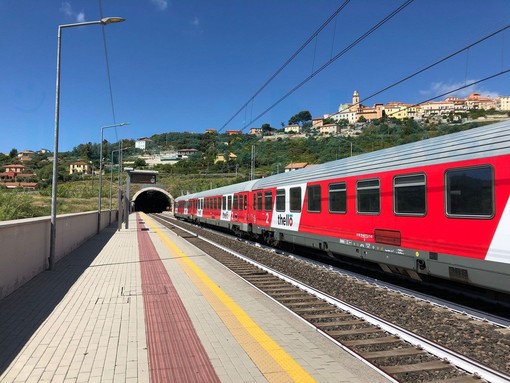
[{"x1": 132, "y1": 187, "x2": 173, "y2": 213}]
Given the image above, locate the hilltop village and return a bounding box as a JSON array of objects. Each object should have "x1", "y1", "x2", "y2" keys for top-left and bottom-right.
[{"x1": 2, "y1": 90, "x2": 510, "y2": 189}]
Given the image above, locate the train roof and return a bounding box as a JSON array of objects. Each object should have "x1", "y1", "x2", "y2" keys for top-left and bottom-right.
[
  {"x1": 174, "y1": 179, "x2": 259, "y2": 201},
  {"x1": 252, "y1": 119, "x2": 510, "y2": 189},
  {"x1": 175, "y1": 120, "x2": 510, "y2": 200}
]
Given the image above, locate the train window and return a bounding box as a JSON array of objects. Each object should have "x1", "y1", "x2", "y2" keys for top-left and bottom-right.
[
  {"x1": 233, "y1": 195, "x2": 238, "y2": 210},
  {"x1": 228, "y1": 195, "x2": 232, "y2": 210},
  {"x1": 307, "y1": 185, "x2": 321, "y2": 212},
  {"x1": 446, "y1": 166, "x2": 494, "y2": 218},
  {"x1": 290, "y1": 187, "x2": 302, "y2": 212},
  {"x1": 257, "y1": 192, "x2": 263, "y2": 211},
  {"x1": 329, "y1": 182, "x2": 346, "y2": 213},
  {"x1": 222, "y1": 196, "x2": 226, "y2": 210},
  {"x1": 394, "y1": 174, "x2": 426, "y2": 215},
  {"x1": 276, "y1": 189, "x2": 286, "y2": 212},
  {"x1": 244, "y1": 195, "x2": 248, "y2": 210},
  {"x1": 357, "y1": 179, "x2": 380, "y2": 214},
  {"x1": 264, "y1": 191, "x2": 273, "y2": 211}
]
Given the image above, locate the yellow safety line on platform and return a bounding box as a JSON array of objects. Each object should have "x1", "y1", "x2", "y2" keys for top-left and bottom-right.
[{"x1": 142, "y1": 214, "x2": 316, "y2": 383}]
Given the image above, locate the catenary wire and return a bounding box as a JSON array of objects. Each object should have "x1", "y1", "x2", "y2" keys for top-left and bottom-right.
[
  {"x1": 338, "y1": 23, "x2": 510, "y2": 116},
  {"x1": 384, "y1": 69, "x2": 510, "y2": 118},
  {"x1": 218, "y1": 0, "x2": 351, "y2": 133},
  {"x1": 241, "y1": 0, "x2": 414, "y2": 131},
  {"x1": 98, "y1": 0, "x2": 119, "y2": 144}
]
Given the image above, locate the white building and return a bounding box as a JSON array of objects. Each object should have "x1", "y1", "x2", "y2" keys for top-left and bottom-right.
[{"x1": 284, "y1": 125, "x2": 301, "y2": 134}]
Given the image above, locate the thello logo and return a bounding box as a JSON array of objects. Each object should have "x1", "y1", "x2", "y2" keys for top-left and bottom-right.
[{"x1": 277, "y1": 214, "x2": 293, "y2": 227}]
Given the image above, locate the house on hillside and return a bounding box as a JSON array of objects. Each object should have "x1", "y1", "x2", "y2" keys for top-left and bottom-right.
[
  {"x1": 3, "y1": 164, "x2": 26, "y2": 173},
  {"x1": 177, "y1": 149, "x2": 198, "y2": 158},
  {"x1": 214, "y1": 152, "x2": 237, "y2": 164},
  {"x1": 17, "y1": 150, "x2": 36, "y2": 163},
  {"x1": 285, "y1": 162, "x2": 308, "y2": 172},
  {"x1": 69, "y1": 161, "x2": 91, "y2": 175},
  {"x1": 0, "y1": 164, "x2": 37, "y2": 188},
  {"x1": 319, "y1": 124, "x2": 341, "y2": 135},
  {"x1": 135, "y1": 137, "x2": 152, "y2": 151},
  {"x1": 284, "y1": 125, "x2": 300, "y2": 134}
]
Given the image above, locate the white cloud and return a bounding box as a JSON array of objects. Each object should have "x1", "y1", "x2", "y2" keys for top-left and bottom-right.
[
  {"x1": 151, "y1": 0, "x2": 168, "y2": 11},
  {"x1": 60, "y1": 2, "x2": 73, "y2": 17},
  {"x1": 59, "y1": 1, "x2": 86, "y2": 22},
  {"x1": 76, "y1": 11, "x2": 85, "y2": 23},
  {"x1": 190, "y1": 17, "x2": 200, "y2": 27},
  {"x1": 420, "y1": 80, "x2": 500, "y2": 99}
]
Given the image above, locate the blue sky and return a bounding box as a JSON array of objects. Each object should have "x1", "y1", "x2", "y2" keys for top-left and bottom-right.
[{"x1": 1, "y1": 0, "x2": 510, "y2": 154}]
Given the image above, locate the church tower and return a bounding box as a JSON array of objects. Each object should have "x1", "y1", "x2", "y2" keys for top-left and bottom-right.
[{"x1": 352, "y1": 90, "x2": 360, "y2": 106}]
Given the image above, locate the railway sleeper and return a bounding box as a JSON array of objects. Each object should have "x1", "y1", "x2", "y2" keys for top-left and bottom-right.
[
  {"x1": 302, "y1": 312, "x2": 352, "y2": 320},
  {"x1": 382, "y1": 360, "x2": 451, "y2": 374},
  {"x1": 284, "y1": 301, "x2": 329, "y2": 308},
  {"x1": 315, "y1": 319, "x2": 366, "y2": 328},
  {"x1": 292, "y1": 306, "x2": 339, "y2": 314},
  {"x1": 360, "y1": 347, "x2": 425, "y2": 360},
  {"x1": 263, "y1": 287, "x2": 304, "y2": 293},
  {"x1": 278, "y1": 297, "x2": 320, "y2": 304},
  {"x1": 342, "y1": 336, "x2": 401, "y2": 347},
  {"x1": 327, "y1": 327, "x2": 383, "y2": 337},
  {"x1": 426, "y1": 376, "x2": 483, "y2": 383}
]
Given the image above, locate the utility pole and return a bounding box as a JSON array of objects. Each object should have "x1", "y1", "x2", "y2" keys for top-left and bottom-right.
[{"x1": 250, "y1": 145, "x2": 255, "y2": 180}]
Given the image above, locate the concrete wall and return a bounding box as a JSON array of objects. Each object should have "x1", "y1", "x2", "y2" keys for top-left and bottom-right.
[{"x1": 0, "y1": 211, "x2": 115, "y2": 300}]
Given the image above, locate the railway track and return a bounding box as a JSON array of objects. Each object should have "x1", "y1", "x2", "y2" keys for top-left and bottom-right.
[{"x1": 151, "y1": 213, "x2": 510, "y2": 383}]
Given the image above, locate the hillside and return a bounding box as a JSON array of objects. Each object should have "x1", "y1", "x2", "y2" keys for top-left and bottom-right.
[{"x1": 1, "y1": 115, "x2": 508, "y2": 221}]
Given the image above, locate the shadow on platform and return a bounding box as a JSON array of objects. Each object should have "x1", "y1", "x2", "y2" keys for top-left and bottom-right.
[{"x1": 0, "y1": 225, "x2": 117, "y2": 375}]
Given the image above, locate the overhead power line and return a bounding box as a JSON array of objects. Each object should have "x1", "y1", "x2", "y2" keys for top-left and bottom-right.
[
  {"x1": 219, "y1": 0, "x2": 352, "y2": 132},
  {"x1": 241, "y1": 0, "x2": 415, "y2": 131},
  {"x1": 384, "y1": 68, "x2": 510, "y2": 118},
  {"x1": 98, "y1": 0, "x2": 119, "y2": 142},
  {"x1": 347, "y1": 23, "x2": 510, "y2": 116}
]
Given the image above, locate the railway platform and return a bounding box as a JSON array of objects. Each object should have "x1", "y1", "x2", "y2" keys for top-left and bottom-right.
[{"x1": 0, "y1": 212, "x2": 393, "y2": 383}]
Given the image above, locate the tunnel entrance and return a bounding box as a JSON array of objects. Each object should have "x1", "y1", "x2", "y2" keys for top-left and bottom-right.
[{"x1": 132, "y1": 188, "x2": 172, "y2": 213}]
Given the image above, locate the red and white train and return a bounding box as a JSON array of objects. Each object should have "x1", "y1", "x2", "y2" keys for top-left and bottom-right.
[{"x1": 174, "y1": 120, "x2": 510, "y2": 295}]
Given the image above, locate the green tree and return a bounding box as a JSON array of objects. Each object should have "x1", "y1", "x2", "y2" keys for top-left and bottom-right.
[
  {"x1": 288, "y1": 111, "x2": 312, "y2": 126},
  {"x1": 134, "y1": 158, "x2": 147, "y2": 168}
]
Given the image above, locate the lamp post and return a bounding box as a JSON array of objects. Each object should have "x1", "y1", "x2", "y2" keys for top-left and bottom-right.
[
  {"x1": 49, "y1": 16, "x2": 125, "y2": 271},
  {"x1": 98, "y1": 123, "x2": 128, "y2": 233}
]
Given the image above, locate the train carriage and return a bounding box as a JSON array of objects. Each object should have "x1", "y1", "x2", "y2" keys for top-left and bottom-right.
[{"x1": 175, "y1": 120, "x2": 510, "y2": 294}]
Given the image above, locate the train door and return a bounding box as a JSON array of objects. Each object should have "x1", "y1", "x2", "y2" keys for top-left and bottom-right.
[
  {"x1": 252, "y1": 189, "x2": 275, "y2": 228},
  {"x1": 221, "y1": 194, "x2": 233, "y2": 221},
  {"x1": 232, "y1": 192, "x2": 249, "y2": 224},
  {"x1": 197, "y1": 198, "x2": 204, "y2": 218}
]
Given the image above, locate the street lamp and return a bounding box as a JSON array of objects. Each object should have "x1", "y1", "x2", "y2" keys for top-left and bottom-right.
[
  {"x1": 98, "y1": 123, "x2": 128, "y2": 233},
  {"x1": 49, "y1": 16, "x2": 125, "y2": 271}
]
